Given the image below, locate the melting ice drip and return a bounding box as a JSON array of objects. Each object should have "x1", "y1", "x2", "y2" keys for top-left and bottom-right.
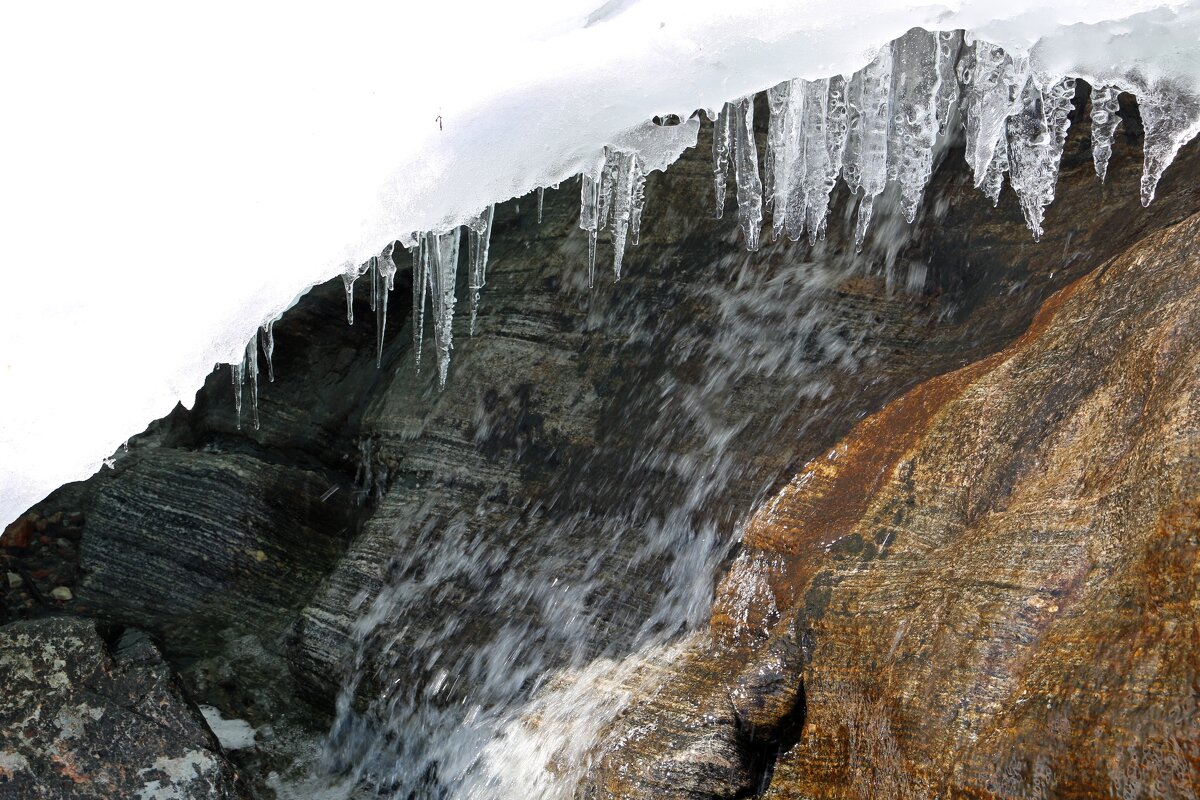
[{"x1": 227, "y1": 27, "x2": 1198, "y2": 434}]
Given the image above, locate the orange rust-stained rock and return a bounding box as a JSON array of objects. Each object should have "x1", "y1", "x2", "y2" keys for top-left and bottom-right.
[{"x1": 583, "y1": 210, "x2": 1200, "y2": 798}]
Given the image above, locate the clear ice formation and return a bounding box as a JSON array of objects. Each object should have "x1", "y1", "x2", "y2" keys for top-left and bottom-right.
[
  {"x1": 468, "y1": 205, "x2": 495, "y2": 336},
  {"x1": 717, "y1": 28, "x2": 1197, "y2": 252},
  {"x1": 1090, "y1": 86, "x2": 1122, "y2": 182},
  {"x1": 303, "y1": 26, "x2": 1199, "y2": 405}
]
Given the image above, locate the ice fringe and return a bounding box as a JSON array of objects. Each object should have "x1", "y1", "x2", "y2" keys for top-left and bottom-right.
[{"x1": 234, "y1": 26, "x2": 1196, "y2": 411}]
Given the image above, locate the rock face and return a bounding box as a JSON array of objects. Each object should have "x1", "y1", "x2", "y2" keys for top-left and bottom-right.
[
  {"x1": 0, "y1": 617, "x2": 246, "y2": 799},
  {"x1": 582, "y1": 209, "x2": 1200, "y2": 798}
]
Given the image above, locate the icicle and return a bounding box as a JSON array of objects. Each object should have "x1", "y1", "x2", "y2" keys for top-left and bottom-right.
[
  {"x1": 730, "y1": 96, "x2": 763, "y2": 250},
  {"x1": 579, "y1": 173, "x2": 600, "y2": 287},
  {"x1": 845, "y1": 44, "x2": 893, "y2": 249},
  {"x1": 608, "y1": 151, "x2": 645, "y2": 279},
  {"x1": 888, "y1": 29, "x2": 941, "y2": 223},
  {"x1": 427, "y1": 229, "x2": 460, "y2": 387},
  {"x1": 1007, "y1": 75, "x2": 1075, "y2": 239},
  {"x1": 341, "y1": 261, "x2": 366, "y2": 325},
  {"x1": 368, "y1": 257, "x2": 377, "y2": 314},
  {"x1": 537, "y1": 186, "x2": 545, "y2": 223},
  {"x1": 412, "y1": 237, "x2": 429, "y2": 371},
  {"x1": 261, "y1": 319, "x2": 275, "y2": 383},
  {"x1": 1090, "y1": 85, "x2": 1122, "y2": 182},
  {"x1": 245, "y1": 334, "x2": 260, "y2": 430},
  {"x1": 375, "y1": 244, "x2": 398, "y2": 366},
  {"x1": 764, "y1": 80, "x2": 791, "y2": 218},
  {"x1": 468, "y1": 205, "x2": 495, "y2": 334},
  {"x1": 981, "y1": 128, "x2": 1010, "y2": 206},
  {"x1": 629, "y1": 167, "x2": 647, "y2": 247},
  {"x1": 934, "y1": 31, "x2": 964, "y2": 134},
  {"x1": 712, "y1": 102, "x2": 733, "y2": 218},
  {"x1": 960, "y1": 42, "x2": 1029, "y2": 198},
  {"x1": 1136, "y1": 90, "x2": 1197, "y2": 206},
  {"x1": 767, "y1": 79, "x2": 800, "y2": 241},
  {"x1": 230, "y1": 361, "x2": 244, "y2": 431}
]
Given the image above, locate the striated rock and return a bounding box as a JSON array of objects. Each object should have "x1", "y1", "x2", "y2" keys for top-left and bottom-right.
[
  {"x1": 584, "y1": 205, "x2": 1200, "y2": 797},
  {"x1": 0, "y1": 617, "x2": 246, "y2": 799},
  {"x1": 76, "y1": 449, "x2": 356, "y2": 656}
]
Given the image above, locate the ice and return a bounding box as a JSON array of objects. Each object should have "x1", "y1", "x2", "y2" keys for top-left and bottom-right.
[
  {"x1": 712, "y1": 102, "x2": 733, "y2": 219},
  {"x1": 536, "y1": 187, "x2": 545, "y2": 224},
  {"x1": 427, "y1": 230, "x2": 461, "y2": 388},
  {"x1": 844, "y1": 44, "x2": 893, "y2": 248},
  {"x1": 245, "y1": 335, "x2": 260, "y2": 430},
  {"x1": 262, "y1": 319, "x2": 276, "y2": 383},
  {"x1": 4, "y1": 2, "x2": 1200, "y2": 524},
  {"x1": 375, "y1": 245, "x2": 398, "y2": 366},
  {"x1": 413, "y1": 237, "x2": 428, "y2": 372},
  {"x1": 1007, "y1": 75, "x2": 1075, "y2": 239},
  {"x1": 468, "y1": 206, "x2": 496, "y2": 335},
  {"x1": 730, "y1": 96, "x2": 764, "y2": 250},
  {"x1": 888, "y1": 29, "x2": 941, "y2": 223},
  {"x1": 579, "y1": 174, "x2": 601, "y2": 288},
  {"x1": 1090, "y1": 86, "x2": 1123, "y2": 182}
]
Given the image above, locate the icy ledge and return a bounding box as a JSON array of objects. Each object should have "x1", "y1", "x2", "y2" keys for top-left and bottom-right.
[{"x1": 3, "y1": 2, "x2": 1200, "y2": 526}]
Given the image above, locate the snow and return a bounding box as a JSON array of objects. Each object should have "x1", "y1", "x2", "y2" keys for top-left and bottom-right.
[{"x1": 2, "y1": 1, "x2": 1200, "y2": 526}]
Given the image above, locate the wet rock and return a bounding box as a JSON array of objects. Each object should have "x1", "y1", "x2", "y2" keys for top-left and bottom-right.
[
  {"x1": 48, "y1": 586, "x2": 71, "y2": 602},
  {"x1": 587, "y1": 207, "x2": 1200, "y2": 797},
  {"x1": 75, "y1": 449, "x2": 357, "y2": 657},
  {"x1": 0, "y1": 617, "x2": 246, "y2": 799}
]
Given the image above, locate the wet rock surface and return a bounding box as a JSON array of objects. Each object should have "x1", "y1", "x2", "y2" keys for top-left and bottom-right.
[
  {"x1": 584, "y1": 204, "x2": 1200, "y2": 798},
  {"x1": 0, "y1": 616, "x2": 245, "y2": 799}
]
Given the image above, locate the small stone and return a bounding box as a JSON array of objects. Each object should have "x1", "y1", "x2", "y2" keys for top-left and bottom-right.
[
  {"x1": 6, "y1": 572, "x2": 22, "y2": 589},
  {"x1": 34, "y1": 518, "x2": 49, "y2": 533},
  {"x1": 251, "y1": 549, "x2": 268, "y2": 563},
  {"x1": 49, "y1": 587, "x2": 73, "y2": 602},
  {"x1": 47, "y1": 512, "x2": 63, "y2": 525},
  {"x1": 2, "y1": 517, "x2": 33, "y2": 549}
]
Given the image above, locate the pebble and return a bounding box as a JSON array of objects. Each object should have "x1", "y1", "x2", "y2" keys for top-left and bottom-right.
[
  {"x1": 6, "y1": 572, "x2": 22, "y2": 589},
  {"x1": 49, "y1": 586, "x2": 73, "y2": 602}
]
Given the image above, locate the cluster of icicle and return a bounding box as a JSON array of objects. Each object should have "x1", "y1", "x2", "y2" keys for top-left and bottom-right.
[
  {"x1": 713, "y1": 29, "x2": 1190, "y2": 254},
  {"x1": 228, "y1": 28, "x2": 1196, "y2": 427}
]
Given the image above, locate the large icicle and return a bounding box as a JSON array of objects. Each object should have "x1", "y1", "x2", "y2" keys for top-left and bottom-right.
[
  {"x1": 1137, "y1": 89, "x2": 1200, "y2": 206},
  {"x1": 888, "y1": 28, "x2": 941, "y2": 223},
  {"x1": 1089, "y1": 85, "x2": 1122, "y2": 183},
  {"x1": 579, "y1": 174, "x2": 600, "y2": 287},
  {"x1": 959, "y1": 41, "x2": 1029, "y2": 200},
  {"x1": 468, "y1": 205, "x2": 495, "y2": 334},
  {"x1": 536, "y1": 187, "x2": 545, "y2": 224},
  {"x1": 427, "y1": 229, "x2": 460, "y2": 388},
  {"x1": 261, "y1": 319, "x2": 275, "y2": 383},
  {"x1": 730, "y1": 96, "x2": 763, "y2": 250},
  {"x1": 844, "y1": 43, "x2": 893, "y2": 249},
  {"x1": 608, "y1": 150, "x2": 643, "y2": 279},
  {"x1": 934, "y1": 31, "x2": 964, "y2": 134},
  {"x1": 375, "y1": 244, "x2": 397, "y2": 366},
  {"x1": 413, "y1": 237, "x2": 427, "y2": 371},
  {"x1": 341, "y1": 261, "x2": 368, "y2": 325},
  {"x1": 1007, "y1": 75, "x2": 1075, "y2": 239},
  {"x1": 245, "y1": 334, "x2": 260, "y2": 430},
  {"x1": 764, "y1": 80, "x2": 791, "y2": 218},
  {"x1": 712, "y1": 103, "x2": 733, "y2": 218},
  {"x1": 230, "y1": 361, "x2": 244, "y2": 430}
]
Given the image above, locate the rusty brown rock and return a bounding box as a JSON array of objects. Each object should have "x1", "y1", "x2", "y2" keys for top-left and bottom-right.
[{"x1": 585, "y1": 208, "x2": 1200, "y2": 798}]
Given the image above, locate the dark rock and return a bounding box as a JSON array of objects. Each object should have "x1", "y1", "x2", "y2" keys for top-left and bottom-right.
[
  {"x1": 0, "y1": 617, "x2": 246, "y2": 799},
  {"x1": 76, "y1": 449, "x2": 357, "y2": 656}
]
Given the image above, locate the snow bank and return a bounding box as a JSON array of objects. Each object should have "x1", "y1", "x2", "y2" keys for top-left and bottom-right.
[{"x1": 2, "y1": 1, "x2": 1198, "y2": 526}]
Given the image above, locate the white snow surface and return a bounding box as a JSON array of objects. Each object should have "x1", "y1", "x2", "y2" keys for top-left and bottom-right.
[{"x1": 2, "y1": 1, "x2": 1199, "y2": 526}]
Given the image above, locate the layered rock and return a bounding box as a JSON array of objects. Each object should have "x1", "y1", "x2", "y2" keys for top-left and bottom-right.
[{"x1": 583, "y1": 204, "x2": 1200, "y2": 798}]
